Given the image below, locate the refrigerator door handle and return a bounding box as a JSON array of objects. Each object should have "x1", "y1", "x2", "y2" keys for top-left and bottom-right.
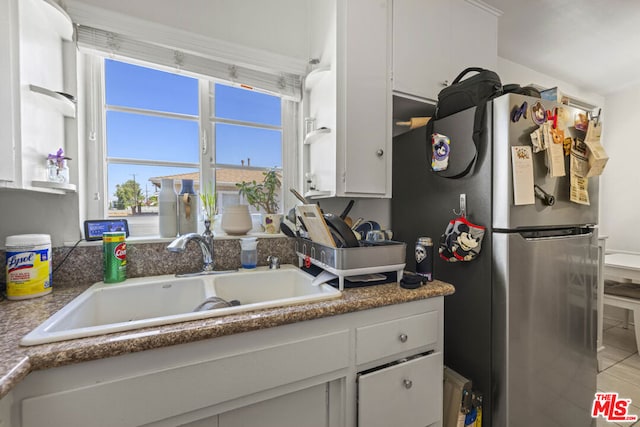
[{"x1": 522, "y1": 231, "x2": 594, "y2": 242}]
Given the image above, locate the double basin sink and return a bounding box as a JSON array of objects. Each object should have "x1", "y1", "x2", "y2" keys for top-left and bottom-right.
[{"x1": 21, "y1": 265, "x2": 342, "y2": 346}]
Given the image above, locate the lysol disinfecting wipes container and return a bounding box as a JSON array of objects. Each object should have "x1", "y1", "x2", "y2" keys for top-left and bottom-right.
[{"x1": 5, "y1": 234, "x2": 52, "y2": 300}]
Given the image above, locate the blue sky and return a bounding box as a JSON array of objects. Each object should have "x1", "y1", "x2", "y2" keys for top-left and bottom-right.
[{"x1": 104, "y1": 59, "x2": 282, "y2": 201}]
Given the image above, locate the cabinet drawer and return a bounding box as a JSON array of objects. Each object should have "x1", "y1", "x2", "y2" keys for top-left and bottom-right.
[
  {"x1": 358, "y1": 352, "x2": 443, "y2": 427},
  {"x1": 356, "y1": 311, "x2": 438, "y2": 365}
]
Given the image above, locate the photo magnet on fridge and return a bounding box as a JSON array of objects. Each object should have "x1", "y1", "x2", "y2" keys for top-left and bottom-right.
[{"x1": 431, "y1": 133, "x2": 451, "y2": 171}]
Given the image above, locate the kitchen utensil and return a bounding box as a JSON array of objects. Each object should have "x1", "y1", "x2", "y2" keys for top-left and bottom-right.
[
  {"x1": 351, "y1": 217, "x2": 364, "y2": 231},
  {"x1": 286, "y1": 206, "x2": 297, "y2": 224},
  {"x1": 354, "y1": 221, "x2": 381, "y2": 240},
  {"x1": 280, "y1": 218, "x2": 296, "y2": 237},
  {"x1": 395, "y1": 116, "x2": 431, "y2": 129},
  {"x1": 365, "y1": 230, "x2": 386, "y2": 242},
  {"x1": 297, "y1": 204, "x2": 336, "y2": 247},
  {"x1": 290, "y1": 188, "x2": 310, "y2": 204},
  {"x1": 339, "y1": 199, "x2": 355, "y2": 219},
  {"x1": 297, "y1": 216, "x2": 308, "y2": 232},
  {"x1": 290, "y1": 188, "x2": 359, "y2": 248},
  {"x1": 323, "y1": 212, "x2": 360, "y2": 248}
]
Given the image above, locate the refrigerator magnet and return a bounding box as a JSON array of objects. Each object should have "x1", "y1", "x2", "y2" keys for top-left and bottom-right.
[
  {"x1": 575, "y1": 112, "x2": 589, "y2": 131},
  {"x1": 511, "y1": 101, "x2": 528, "y2": 122},
  {"x1": 530, "y1": 128, "x2": 545, "y2": 153},
  {"x1": 563, "y1": 137, "x2": 573, "y2": 156},
  {"x1": 431, "y1": 133, "x2": 451, "y2": 171},
  {"x1": 532, "y1": 101, "x2": 547, "y2": 125}
]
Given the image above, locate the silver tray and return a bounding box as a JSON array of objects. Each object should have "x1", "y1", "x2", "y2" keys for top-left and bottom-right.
[{"x1": 294, "y1": 237, "x2": 406, "y2": 270}]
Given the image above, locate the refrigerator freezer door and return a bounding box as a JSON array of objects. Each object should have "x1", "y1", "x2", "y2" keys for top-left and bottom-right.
[
  {"x1": 492, "y1": 229, "x2": 598, "y2": 427},
  {"x1": 493, "y1": 93, "x2": 599, "y2": 229}
]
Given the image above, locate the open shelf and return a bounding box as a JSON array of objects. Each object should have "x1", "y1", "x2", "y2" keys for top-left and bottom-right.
[
  {"x1": 304, "y1": 190, "x2": 333, "y2": 199},
  {"x1": 29, "y1": 85, "x2": 76, "y2": 117},
  {"x1": 303, "y1": 127, "x2": 331, "y2": 145},
  {"x1": 31, "y1": 180, "x2": 77, "y2": 193},
  {"x1": 39, "y1": 0, "x2": 73, "y2": 41},
  {"x1": 304, "y1": 67, "x2": 330, "y2": 91}
]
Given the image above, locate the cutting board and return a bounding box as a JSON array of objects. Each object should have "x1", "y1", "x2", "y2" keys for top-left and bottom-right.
[{"x1": 297, "y1": 204, "x2": 336, "y2": 248}]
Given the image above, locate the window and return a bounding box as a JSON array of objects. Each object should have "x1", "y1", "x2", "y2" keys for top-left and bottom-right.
[{"x1": 97, "y1": 58, "x2": 285, "y2": 237}]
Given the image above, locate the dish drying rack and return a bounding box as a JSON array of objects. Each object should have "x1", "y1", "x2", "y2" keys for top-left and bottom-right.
[{"x1": 295, "y1": 238, "x2": 406, "y2": 290}]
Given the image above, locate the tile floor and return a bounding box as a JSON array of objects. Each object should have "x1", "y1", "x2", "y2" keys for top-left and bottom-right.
[{"x1": 598, "y1": 317, "x2": 640, "y2": 426}]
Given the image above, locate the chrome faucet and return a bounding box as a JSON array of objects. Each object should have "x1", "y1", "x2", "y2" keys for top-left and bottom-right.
[
  {"x1": 267, "y1": 255, "x2": 280, "y2": 270},
  {"x1": 167, "y1": 233, "x2": 215, "y2": 272}
]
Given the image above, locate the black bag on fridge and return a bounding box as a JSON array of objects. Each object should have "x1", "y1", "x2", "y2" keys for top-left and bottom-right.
[{"x1": 427, "y1": 67, "x2": 502, "y2": 178}]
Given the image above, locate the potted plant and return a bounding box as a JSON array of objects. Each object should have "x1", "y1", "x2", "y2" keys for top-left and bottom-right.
[{"x1": 236, "y1": 169, "x2": 282, "y2": 233}]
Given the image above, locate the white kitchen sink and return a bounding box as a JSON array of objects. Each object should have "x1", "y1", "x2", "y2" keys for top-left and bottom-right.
[{"x1": 21, "y1": 265, "x2": 341, "y2": 346}]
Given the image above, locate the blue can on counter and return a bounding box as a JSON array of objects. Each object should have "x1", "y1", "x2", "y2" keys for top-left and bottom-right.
[
  {"x1": 103, "y1": 231, "x2": 126, "y2": 283},
  {"x1": 415, "y1": 237, "x2": 433, "y2": 281}
]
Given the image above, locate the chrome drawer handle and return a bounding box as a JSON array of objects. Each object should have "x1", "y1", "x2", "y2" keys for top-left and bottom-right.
[
  {"x1": 399, "y1": 333, "x2": 408, "y2": 343},
  {"x1": 403, "y1": 379, "x2": 413, "y2": 389}
]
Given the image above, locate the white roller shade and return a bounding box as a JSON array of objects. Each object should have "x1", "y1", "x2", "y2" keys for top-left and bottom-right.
[{"x1": 76, "y1": 25, "x2": 303, "y2": 101}]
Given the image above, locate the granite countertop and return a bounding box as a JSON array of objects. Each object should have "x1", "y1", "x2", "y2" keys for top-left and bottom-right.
[{"x1": 0, "y1": 278, "x2": 455, "y2": 399}]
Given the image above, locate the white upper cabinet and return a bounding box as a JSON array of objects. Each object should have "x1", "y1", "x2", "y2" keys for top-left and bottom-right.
[
  {"x1": 304, "y1": 0, "x2": 392, "y2": 198},
  {"x1": 0, "y1": 0, "x2": 18, "y2": 184},
  {"x1": 392, "y1": 0, "x2": 501, "y2": 102},
  {"x1": 0, "y1": 0, "x2": 76, "y2": 194}
]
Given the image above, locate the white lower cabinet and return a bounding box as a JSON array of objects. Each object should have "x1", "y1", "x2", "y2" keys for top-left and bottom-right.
[
  {"x1": 177, "y1": 383, "x2": 330, "y2": 427},
  {"x1": 358, "y1": 353, "x2": 443, "y2": 427},
  {"x1": 219, "y1": 383, "x2": 329, "y2": 427},
  {"x1": 9, "y1": 297, "x2": 444, "y2": 427},
  {"x1": 0, "y1": 392, "x2": 12, "y2": 427}
]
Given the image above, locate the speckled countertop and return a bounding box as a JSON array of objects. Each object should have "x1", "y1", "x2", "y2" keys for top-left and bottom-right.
[{"x1": 0, "y1": 276, "x2": 454, "y2": 399}]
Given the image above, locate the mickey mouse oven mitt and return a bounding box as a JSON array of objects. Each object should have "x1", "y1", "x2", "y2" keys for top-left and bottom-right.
[{"x1": 439, "y1": 216, "x2": 486, "y2": 262}]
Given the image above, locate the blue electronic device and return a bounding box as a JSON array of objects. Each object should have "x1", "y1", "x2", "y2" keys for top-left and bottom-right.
[{"x1": 83, "y1": 219, "x2": 130, "y2": 241}]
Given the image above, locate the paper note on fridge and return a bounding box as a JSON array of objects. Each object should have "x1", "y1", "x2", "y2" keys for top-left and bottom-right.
[
  {"x1": 583, "y1": 120, "x2": 608, "y2": 177},
  {"x1": 544, "y1": 122, "x2": 566, "y2": 177},
  {"x1": 511, "y1": 146, "x2": 535, "y2": 205}
]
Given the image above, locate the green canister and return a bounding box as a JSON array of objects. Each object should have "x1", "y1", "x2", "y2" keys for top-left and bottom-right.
[{"x1": 103, "y1": 231, "x2": 126, "y2": 283}]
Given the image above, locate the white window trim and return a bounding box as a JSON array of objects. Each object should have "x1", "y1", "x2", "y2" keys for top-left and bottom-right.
[{"x1": 81, "y1": 53, "x2": 300, "y2": 228}]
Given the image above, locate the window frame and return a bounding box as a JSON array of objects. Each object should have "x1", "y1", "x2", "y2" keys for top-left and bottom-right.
[{"x1": 82, "y1": 53, "x2": 296, "y2": 237}]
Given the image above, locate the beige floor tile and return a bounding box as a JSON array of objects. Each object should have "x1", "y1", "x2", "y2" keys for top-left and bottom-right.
[
  {"x1": 606, "y1": 318, "x2": 625, "y2": 330},
  {"x1": 601, "y1": 345, "x2": 636, "y2": 371},
  {"x1": 597, "y1": 416, "x2": 623, "y2": 427},
  {"x1": 621, "y1": 354, "x2": 640, "y2": 370},
  {"x1": 604, "y1": 326, "x2": 638, "y2": 353},
  {"x1": 597, "y1": 325, "x2": 640, "y2": 426},
  {"x1": 598, "y1": 372, "x2": 640, "y2": 404},
  {"x1": 630, "y1": 404, "x2": 640, "y2": 426},
  {"x1": 606, "y1": 361, "x2": 640, "y2": 385}
]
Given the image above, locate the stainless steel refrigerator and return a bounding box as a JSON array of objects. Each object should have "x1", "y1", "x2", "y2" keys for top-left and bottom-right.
[{"x1": 392, "y1": 93, "x2": 599, "y2": 426}]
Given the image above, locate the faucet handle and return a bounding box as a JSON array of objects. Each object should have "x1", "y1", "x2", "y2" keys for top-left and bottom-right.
[{"x1": 267, "y1": 255, "x2": 280, "y2": 270}]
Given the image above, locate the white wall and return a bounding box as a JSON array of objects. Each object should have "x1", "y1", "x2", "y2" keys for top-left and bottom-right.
[
  {"x1": 497, "y1": 57, "x2": 605, "y2": 108},
  {"x1": 0, "y1": 192, "x2": 81, "y2": 247},
  {"x1": 70, "y1": 0, "x2": 310, "y2": 62},
  {"x1": 600, "y1": 84, "x2": 640, "y2": 252}
]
